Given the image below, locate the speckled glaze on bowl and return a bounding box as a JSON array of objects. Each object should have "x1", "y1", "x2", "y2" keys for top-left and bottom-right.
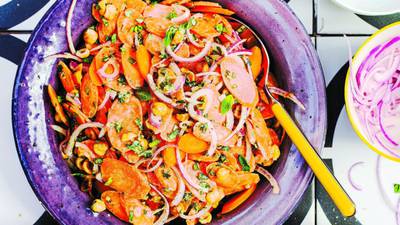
[{"x1": 12, "y1": 0, "x2": 327, "y2": 224}]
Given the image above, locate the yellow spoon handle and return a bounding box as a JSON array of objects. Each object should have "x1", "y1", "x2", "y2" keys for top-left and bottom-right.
[{"x1": 271, "y1": 103, "x2": 356, "y2": 217}]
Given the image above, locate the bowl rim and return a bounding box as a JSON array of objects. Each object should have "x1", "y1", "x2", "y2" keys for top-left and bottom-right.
[
  {"x1": 344, "y1": 21, "x2": 400, "y2": 163},
  {"x1": 330, "y1": 0, "x2": 400, "y2": 16},
  {"x1": 11, "y1": 0, "x2": 327, "y2": 224}
]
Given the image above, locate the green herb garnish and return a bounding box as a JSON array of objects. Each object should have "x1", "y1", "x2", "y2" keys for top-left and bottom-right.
[
  {"x1": 220, "y1": 94, "x2": 234, "y2": 114},
  {"x1": 111, "y1": 121, "x2": 123, "y2": 133},
  {"x1": 117, "y1": 91, "x2": 131, "y2": 103},
  {"x1": 395, "y1": 184, "x2": 400, "y2": 193},
  {"x1": 166, "y1": 10, "x2": 177, "y2": 20},
  {"x1": 105, "y1": 177, "x2": 113, "y2": 186},
  {"x1": 135, "y1": 88, "x2": 152, "y2": 101},
  {"x1": 215, "y1": 23, "x2": 227, "y2": 33},
  {"x1": 163, "y1": 26, "x2": 178, "y2": 47},
  {"x1": 94, "y1": 158, "x2": 103, "y2": 164},
  {"x1": 238, "y1": 154, "x2": 250, "y2": 172},
  {"x1": 149, "y1": 139, "x2": 161, "y2": 148},
  {"x1": 111, "y1": 34, "x2": 117, "y2": 43},
  {"x1": 193, "y1": 162, "x2": 200, "y2": 171},
  {"x1": 135, "y1": 118, "x2": 143, "y2": 130}
]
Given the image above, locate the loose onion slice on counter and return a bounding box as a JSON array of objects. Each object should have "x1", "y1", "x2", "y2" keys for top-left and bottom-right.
[{"x1": 347, "y1": 161, "x2": 364, "y2": 191}]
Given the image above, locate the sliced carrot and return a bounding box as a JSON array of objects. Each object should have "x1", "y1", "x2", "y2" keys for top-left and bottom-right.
[
  {"x1": 184, "y1": 1, "x2": 221, "y2": 8},
  {"x1": 178, "y1": 133, "x2": 209, "y2": 154},
  {"x1": 80, "y1": 74, "x2": 98, "y2": 118},
  {"x1": 72, "y1": 63, "x2": 83, "y2": 88},
  {"x1": 121, "y1": 44, "x2": 144, "y2": 88},
  {"x1": 95, "y1": 87, "x2": 111, "y2": 124},
  {"x1": 57, "y1": 61, "x2": 76, "y2": 93},
  {"x1": 117, "y1": 8, "x2": 141, "y2": 46},
  {"x1": 47, "y1": 85, "x2": 69, "y2": 126},
  {"x1": 221, "y1": 184, "x2": 256, "y2": 214},
  {"x1": 89, "y1": 59, "x2": 103, "y2": 86},
  {"x1": 125, "y1": 0, "x2": 147, "y2": 12},
  {"x1": 101, "y1": 158, "x2": 150, "y2": 199},
  {"x1": 190, "y1": 6, "x2": 234, "y2": 16},
  {"x1": 248, "y1": 46, "x2": 262, "y2": 79},
  {"x1": 62, "y1": 102, "x2": 99, "y2": 139},
  {"x1": 136, "y1": 45, "x2": 151, "y2": 79},
  {"x1": 101, "y1": 191, "x2": 129, "y2": 222}
]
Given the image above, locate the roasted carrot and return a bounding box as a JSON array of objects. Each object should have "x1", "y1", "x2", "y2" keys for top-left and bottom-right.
[
  {"x1": 80, "y1": 74, "x2": 98, "y2": 118},
  {"x1": 121, "y1": 44, "x2": 144, "y2": 88},
  {"x1": 72, "y1": 63, "x2": 83, "y2": 87},
  {"x1": 57, "y1": 61, "x2": 76, "y2": 93},
  {"x1": 221, "y1": 184, "x2": 257, "y2": 214},
  {"x1": 89, "y1": 59, "x2": 103, "y2": 86},
  {"x1": 101, "y1": 191, "x2": 129, "y2": 222},
  {"x1": 136, "y1": 45, "x2": 151, "y2": 79},
  {"x1": 178, "y1": 133, "x2": 209, "y2": 154},
  {"x1": 248, "y1": 46, "x2": 262, "y2": 79},
  {"x1": 47, "y1": 85, "x2": 69, "y2": 126}
]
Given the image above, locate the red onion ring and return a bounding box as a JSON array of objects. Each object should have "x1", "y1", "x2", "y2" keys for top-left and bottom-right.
[
  {"x1": 89, "y1": 41, "x2": 111, "y2": 53},
  {"x1": 171, "y1": 4, "x2": 190, "y2": 24},
  {"x1": 166, "y1": 39, "x2": 212, "y2": 62},
  {"x1": 228, "y1": 39, "x2": 246, "y2": 53},
  {"x1": 224, "y1": 106, "x2": 249, "y2": 142},
  {"x1": 147, "y1": 72, "x2": 178, "y2": 107},
  {"x1": 347, "y1": 161, "x2": 364, "y2": 191},
  {"x1": 98, "y1": 91, "x2": 111, "y2": 110},
  {"x1": 65, "y1": 122, "x2": 104, "y2": 157},
  {"x1": 150, "y1": 184, "x2": 170, "y2": 225},
  {"x1": 97, "y1": 59, "x2": 120, "y2": 79},
  {"x1": 50, "y1": 125, "x2": 67, "y2": 136},
  {"x1": 171, "y1": 166, "x2": 185, "y2": 206},
  {"x1": 149, "y1": 111, "x2": 162, "y2": 128},
  {"x1": 175, "y1": 145, "x2": 204, "y2": 190},
  {"x1": 66, "y1": 93, "x2": 81, "y2": 107},
  {"x1": 268, "y1": 86, "x2": 306, "y2": 110},
  {"x1": 255, "y1": 166, "x2": 280, "y2": 194},
  {"x1": 66, "y1": 0, "x2": 77, "y2": 54}
]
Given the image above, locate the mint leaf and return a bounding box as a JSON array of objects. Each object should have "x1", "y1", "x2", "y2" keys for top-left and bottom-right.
[
  {"x1": 238, "y1": 154, "x2": 250, "y2": 172},
  {"x1": 220, "y1": 94, "x2": 234, "y2": 114}
]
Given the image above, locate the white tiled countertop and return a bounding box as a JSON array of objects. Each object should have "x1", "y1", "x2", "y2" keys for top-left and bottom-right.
[{"x1": 0, "y1": 0, "x2": 399, "y2": 224}]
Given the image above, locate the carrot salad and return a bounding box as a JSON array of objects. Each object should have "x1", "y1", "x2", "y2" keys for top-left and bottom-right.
[{"x1": 47, "y1": 0, "x2": 302, "y2": 224}]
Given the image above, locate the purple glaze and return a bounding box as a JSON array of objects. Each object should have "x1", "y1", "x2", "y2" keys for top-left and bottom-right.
[{"x1": 12, "y1": 0, "x2": 327, "y2": 225}]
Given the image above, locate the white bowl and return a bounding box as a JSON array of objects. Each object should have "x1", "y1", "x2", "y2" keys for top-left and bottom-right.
[
  {"x1": 331, "y1": 0, "x2": 400, "y2": 16},
  {"x1": 345, "y1": 22, "x2": 400, "y2": 162}
]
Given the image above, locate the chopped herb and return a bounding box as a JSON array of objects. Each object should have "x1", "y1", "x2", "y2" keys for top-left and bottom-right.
[
  {"x1": 95, "y1": 3, "x2": 101, "y2": 10},
  {"x1": 205, "y1": 56, "x2": 213, "y2": 66},
  {"x1": 193, "y1": 162, "x2": 200, "y2": 171},
  {"x1": 164, "y1": 26, "x2": 178, "y2": 47},
  {"x1": 57, "y1": 95, "x2": 63, "y2": 103},
  {"x1": 129, "y1": 211, "x2": 134, "y2": 222},
  {"x1": 111, "y1": 34, "x2": 117, "y2": 43},
  {"x1": 135, "y1": 89, "x2": 152, "y2": 101},
  {"x1": 149, "y1": 139, "x2": 161, "y2": 148},
  {"x1": 105, "y1": 177, "x2": 113, "y2": 186},
  {"x1": 220, "y1": 94, "x2": 234, "y2": 114},
  {"x1": 166, "y1": 10, "x2": 177, "y2": 20},
  {"x1": 162, "y1": 170, "x2": 171, "y2": 179},
  {"x1": 94, "y1": 158, "x2": 103, "y2": 164},
  {"x1": 160, "y1": 52, "x2": 168, "y2": 59},
  {"x1": 197, "y1": 173, "x2": 208, "y2": 181},
  {"x1": 128, "y1": 57, "x2": 136, "y2": 64},
  {"x1": 176, "y1": 99, "x2": 186, "y2": 104},
  {"x1": 395, "y1": 184, "x2": 400, "y2": 193},
  {"x1": 111, "y1": 121, "x2": 123, "y2": 133},
  {"x1": 102, "y1": 55, "x2": 110, "y2": 62},
  {"x1": 76, "y1": 135, "x2": 88, "y2": 142},
  {"x1": 208, "y1": 169, "x2": 216, "y2": 176},
  {"x1": 236, "y1": 24, "x2": 247, "y2": 34},
  {"x1": 212, "y1": 46, "x2": 222, "y2": 55},
  {"x1": 215, "y1": 23, "x2": 227, "y2": 33},
  {"x1": 167, "y1": 127, "x2": 180, "y2": 140},
  {"x1": 127, "y1": 141, "x2": 153, "y2": 158},
  {"x1": 117, "y1": 91, "x2": 131, "y2": 103},
  {"x1": 102, "y1": 18, "x2": 109, "y2": 26},
  {"x1": 136, "y1": 18, "x2": 144, "y2": 23},
  {"x1": 183, "y1": 192, "x2": 193, "y2": 201},
  {"x1": 238, "y1": 154, "x2": 250, "y2": 172},
  {"x1": 220, "y1": 146, "x2": 230, "y2": 151},
  {"x1": 135, "y1": 118, "x2": 143, "y2": 130},
  {"x1": 120, "y1": 46, "x2": 127, "y2": 53},
  {"x1": 199, "y1": 181, "x2": 210, "y2": 190},
  {"x1": 131, "y1": 25, "x2": 144, "y2": 33},
  {"x1": 199, "y1": 123, "x2": 208, "y2": 133},
  {"x1": 82, "y1": 55, "x2": 93, "y2": 63},
  {"x1": 118, "y1": 76, "x2": 127, "y2": 85},
  {"x1": 72, "y1": 173, "x2": 85, "y2": 177},
  {"x1": 219, "y1": 154, "x2": 227, "y2": 163},
  {"x1": 105, "y1": 35, "x2": 111, "y2": 41}
]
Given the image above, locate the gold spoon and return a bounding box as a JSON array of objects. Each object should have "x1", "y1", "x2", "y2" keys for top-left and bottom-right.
[{"x1": 229, "y1": 17, "x2": 356, "y2": 217}]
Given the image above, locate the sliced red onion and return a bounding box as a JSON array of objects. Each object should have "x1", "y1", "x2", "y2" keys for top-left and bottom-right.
[
  {"x1": 166, "y1": 39, "x2": 212, "y2": 63},
  {"x1": 228, "y1": 39, "x2": 246, "y2": 53},
  {"x1": 150, "y1": 184, "x2": 170, "y2": 225},
  {"x1": 134, "y1": 33, "x2": 140, "y2": 48},
  {"x1": 228, "y1": 50, "x2": 253, "y2": 57},
  {"x1": 347, "y1": 161, "x2": 364, "y2": 191},
  {"x1": 75, "y1": 141, "x2": 96, "y2": 160},
  {"x1": 225, "y1": 108, "x2": 234, "y2": 130},
  {"x1": 89, "y1": 41, "x2": 111, "y2": 53},
  {"x1": 50, "y1": 125, "x2": 67, "y2": 136},
  {"x1": 97, "y1": 59, "x2": 120, "y2": 80},
  {"x1": 179, "y1": 204, "x2": 211, "y2": 220},
  {"x1": 196, "y1": 72, "x2": 220, "y2": 77},
  {"x1": 187, "y1": 28, "x2": 202, "y2": 48},
  {"x1": 149, "y1": 111, "x2": 162, "y2": 128},
  {"x1": 44, "y1": 53, "x2": 82, "y2": 62},
  {"x1": 212, "y1": 43, "x2": 228, "y2": 56},
  {"x1": 223, "y1": 33, "x2": 236, "y2": 43},
  {"x1": 98, "y1": 126, "x2": 106, "y2": 138},
  {"x1": 65, "y1": 122, "x2": 104, "y2": 158},
  {"x1": 98, "y1": 91, "x2": 111, "y2": 110},
  {"x1": 142, "y1": 158, "x2": 163, "y2": 173},
  {"x1": 224, "y1": 106, "x2": 249, "y2": 142},
  {"x1": 66, "y1": 93, "x2": 81, "y2": 107},
  {"x1": 171, "y1": 166, "x2": 185, "y2": 206},
  {"x1": 66, "y1": 0, "x2": 77, "y2": 54},
  {"x1": 175, "y1": 145, "x2": 203, "y2": 190},
  {"x1": 146, "y1": 72, "x2": 178, "y2": 107},
  {"x1": 171, "y1": 4, "x2": 190, "y2": 24},
  {"x1": 255, "y1": 166, "x2": 280, "y2": 194},
  {"x1": 268, "y1": 86, "x2": 306, "y2": 110}
]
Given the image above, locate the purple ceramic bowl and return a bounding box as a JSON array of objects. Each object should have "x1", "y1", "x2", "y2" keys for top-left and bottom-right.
[{"x1": 12, "y1": 0, "x2": 327, "y2": 224}]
